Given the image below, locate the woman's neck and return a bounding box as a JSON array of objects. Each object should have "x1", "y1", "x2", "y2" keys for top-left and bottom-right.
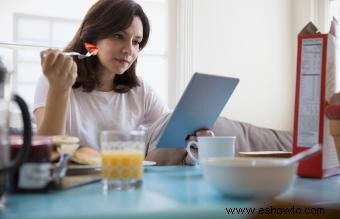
[
  {"x1": 96, "y1": 68, "x2": 115, "y2": 92},
  {"x1": 96, "y1": 83, "x2": 113, "y2": 92}
]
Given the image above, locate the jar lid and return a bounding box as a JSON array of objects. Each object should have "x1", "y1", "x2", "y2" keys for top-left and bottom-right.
[{"x1": 10, "y1": 135, "x2": 53, "y2": 148}]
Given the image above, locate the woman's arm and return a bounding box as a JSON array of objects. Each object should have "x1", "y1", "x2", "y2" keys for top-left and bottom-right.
[
  {"x1": 35, "y1": 88, "x2": 71, "y2": 135},
  {"x1": 35, "y1": 49, "x2": 77, "y2": 135}
]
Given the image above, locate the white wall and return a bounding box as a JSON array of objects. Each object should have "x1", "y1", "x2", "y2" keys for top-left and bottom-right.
[{"x1": 193, "y1": 0, "x2": 295, "y2": 131}]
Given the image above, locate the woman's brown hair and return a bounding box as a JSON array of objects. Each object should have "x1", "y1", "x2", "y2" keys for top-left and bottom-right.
[{"x1": 65, "y1": 0, "x2": 150, "y2": 93}]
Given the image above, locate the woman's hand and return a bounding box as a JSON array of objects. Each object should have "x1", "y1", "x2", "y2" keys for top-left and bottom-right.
[
  {"x1": 329, "y1": 92, "x2": 340, "y2": 104},
  {"x1": 187, "y1": 129, "x2": 215, "y2": 142},
  {"x1": 35, "y1": 49, "x2": 78, "y2": 136},
  {"x1": 40, "y1": 49, "x2": 77, "y2": 91},
  {"x1": 185, "y1": 129, "x2": 215, "y2": 164},
  {"x1": 145, "y1": 129, "x2": 215, "y2": 165}
]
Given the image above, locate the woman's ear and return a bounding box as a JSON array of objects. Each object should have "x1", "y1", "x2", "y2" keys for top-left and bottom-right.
[{"x1": 84, "y1": 43, "x2": 99, "y2": 55}]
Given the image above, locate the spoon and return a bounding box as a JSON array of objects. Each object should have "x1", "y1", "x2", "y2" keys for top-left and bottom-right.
[
  {"x1": 52, "y1": 144, "x2": 79, "y2": 184},
  {"x1": 62, "y1": 51, "x2": 93, "y2": 59},
  {"x1": 283, "y1": 144, "x2": 321, "y2": 165}
]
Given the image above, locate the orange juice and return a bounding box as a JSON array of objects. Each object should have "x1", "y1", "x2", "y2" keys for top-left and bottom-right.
[{"x1": 101, "y1": 151, "x2": 144, "y2": 180}]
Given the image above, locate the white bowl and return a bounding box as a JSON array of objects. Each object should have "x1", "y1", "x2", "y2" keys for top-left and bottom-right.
[{"x1": 201, "y1": 157, "x2": 297, "y2": 198}]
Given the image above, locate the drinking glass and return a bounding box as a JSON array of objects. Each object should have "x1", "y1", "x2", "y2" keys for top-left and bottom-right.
[{"x1": 100, "y1": 130, "x2": 145, "y2": 191}]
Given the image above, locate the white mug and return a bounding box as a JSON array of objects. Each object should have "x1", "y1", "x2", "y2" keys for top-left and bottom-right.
[{"x1": 186, "y1": 136, "x2": 236, "y2": 164}]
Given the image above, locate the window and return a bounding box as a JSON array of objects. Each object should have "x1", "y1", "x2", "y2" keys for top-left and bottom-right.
[
  {"x1": 313, "y1": 0, "x2": 340, "y2": 32},
  {"x1": 0, "y1": 0, "x2": 171, "y2": 110},
  {"x1": 13, "y1": 14, "x2": 80, "y2": 107},
  {"x1": 329, "y1": 0, "x2": 340, "y2": 22}
]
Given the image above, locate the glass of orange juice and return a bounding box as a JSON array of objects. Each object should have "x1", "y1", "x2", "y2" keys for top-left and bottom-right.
[{"x1": 100, "y1": 130, "x2": 145, "y2": 191}]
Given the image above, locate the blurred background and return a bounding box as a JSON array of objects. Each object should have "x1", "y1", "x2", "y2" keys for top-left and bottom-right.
[{"x1": 0, "y1": 0, "x2": 340, "y2": 131}]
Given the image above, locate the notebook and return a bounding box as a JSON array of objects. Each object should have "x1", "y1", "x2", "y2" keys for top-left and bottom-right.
[{"x1": 157, "y1": 72, "x2": 239, "y2": 148}]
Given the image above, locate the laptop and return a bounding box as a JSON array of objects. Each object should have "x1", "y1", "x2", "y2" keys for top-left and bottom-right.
[{"x1": 157, "y1": 72, "x2": 239, "y2": 148}]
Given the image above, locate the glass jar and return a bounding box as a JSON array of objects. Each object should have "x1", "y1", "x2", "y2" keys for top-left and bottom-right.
[{"x1": 10, "y1": 136, "x2": 52, "y2": 193}]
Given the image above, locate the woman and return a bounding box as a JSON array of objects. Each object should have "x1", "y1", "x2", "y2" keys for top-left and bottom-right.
[{"x1": 34, "y1": 0, "x2": 210, "y2": 165}]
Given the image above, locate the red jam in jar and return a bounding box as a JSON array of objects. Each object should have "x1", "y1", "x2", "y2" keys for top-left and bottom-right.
[{"x1": 10, "y1": 136, "x2": 52, "y2": 193}]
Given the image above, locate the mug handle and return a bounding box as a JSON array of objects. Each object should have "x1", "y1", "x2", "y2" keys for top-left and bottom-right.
[
  {"x1": 0, "y1": 94, "x2": 32, "y2": 174},
  {"x1": 186, "y1": 140, "x2": 199, "y2": 164}
]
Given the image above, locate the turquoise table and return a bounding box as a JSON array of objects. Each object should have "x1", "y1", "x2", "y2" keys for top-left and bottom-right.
[{"x1": 1, "y1": 166, "x2": 340, "y2": 219}]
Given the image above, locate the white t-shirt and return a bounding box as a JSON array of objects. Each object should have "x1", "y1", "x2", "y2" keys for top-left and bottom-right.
[{"x1": 33, "y1": 76, "x2": 169, "y2": 150}]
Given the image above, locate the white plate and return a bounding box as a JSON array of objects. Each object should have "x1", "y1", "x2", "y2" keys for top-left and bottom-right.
[
  {"x1": 143, "y1": 160, "x2": 157, "y2": 166},
  {"x1": 68, "y1": 164, "x2": 101, "y2": 170}
]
